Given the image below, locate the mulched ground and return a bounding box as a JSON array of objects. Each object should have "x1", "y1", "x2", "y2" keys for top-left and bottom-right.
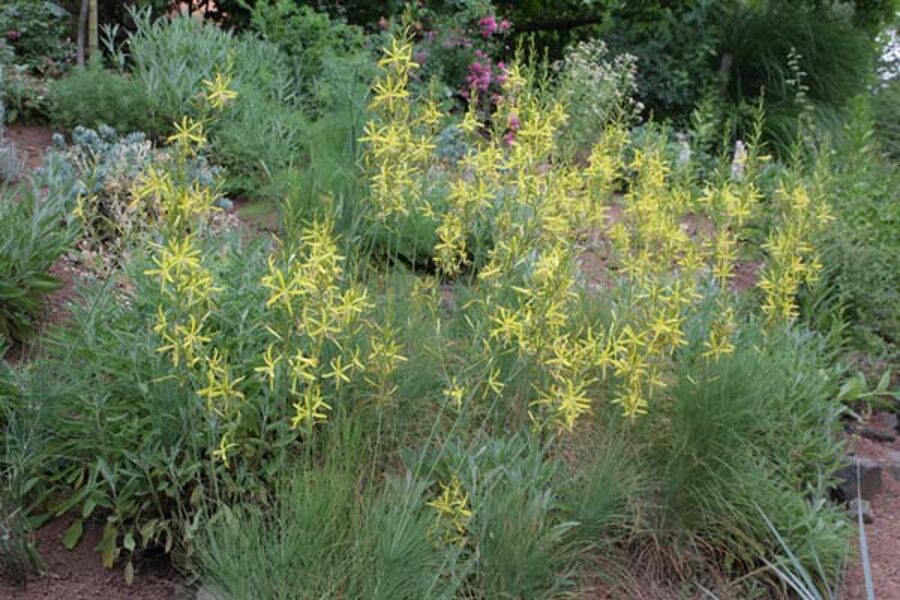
[
  {"x1": 5, "y1": 125, "x2": 55, "y2": 173},
  {"x1": 0, "y1": 516, "x2": 186, "y2": 599}
]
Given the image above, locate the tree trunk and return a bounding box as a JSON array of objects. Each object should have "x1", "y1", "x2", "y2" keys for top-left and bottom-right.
[
  {"x1": 87, "y1": 0, "x2": 98, "y2": 64},
  {"x1": 76, "y1": 0, "x2": 88, "y2": 67}
]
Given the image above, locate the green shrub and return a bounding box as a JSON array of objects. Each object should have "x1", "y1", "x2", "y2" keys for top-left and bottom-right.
[
  {"x1": 564, "y1": 435, "x2": 644, "y2": 549},
  {"x1": 554, "y1": 39, "x2": 642, "y2": 158},
  {"x1": 22, "y1": 241, "x2": 262, "y2": 567},
  {"x1": 48, "y1": 65, "x2": 155, "y2": 133},
  {"x1": 37, "y1": 125, "x2": 227, "y2": 267},
  {"x1": 199, "y1": 427, "x2": 639, "y2": 599},
  {"x1": 0, "y1": 354, "x2": 47, "y2": 585},
  {"x1": 421, "y1": 435, "x2": 579, "y2": 598},
  {"x1": 0, "y1": 69, "x2": 51, "y2": 124},
  {"x1": 0, "y1": 1, "x2": 73, "y2": 75},
  {"x1": 209, "y1": 84, "x2": 309, "y2": 194},
  {"x1": 126, "y1": 9, "x2": 308, "y2": 194},
  {"x1": 719, "y1": 3, "x2": 877, "y2": 153},
  {"x1": 871, "y1": 77, "x2": 900, "y2": 161},
  {"x1": 600, "y1": 0, "x2": 724, "y2": 123},
  {"x1": 0, "y1": 184, "x2": 73, "y2": 343},
  {"x1": 248, "y1": 0, "x2": 366, "y2": 115},
  {"x1": 0, "y1": 90, "x2": 24, "y2": 183},
  {"x1": 401, "y1": 1, "x2": 513, "y2": 106},
  {"x1": 815, "y1": 98, "x2": 900, "y2": 352}
]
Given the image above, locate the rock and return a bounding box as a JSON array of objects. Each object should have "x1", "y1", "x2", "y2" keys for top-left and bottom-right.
[
  {"x1": 834, "y1": 457, "x2": 883, "y2": 501},
  {"x1": 848, "y1": 498, "x2": 874, "y2": 524},
  {"x1": 885, "y1": 450, "x2": 900, "y2": 479},
  {"x1": 860, "y1": 428, "x2": 897, "y2": 443}
]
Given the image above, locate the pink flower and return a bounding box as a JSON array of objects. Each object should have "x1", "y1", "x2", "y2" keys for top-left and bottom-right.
[
  {"x1": 504, "y1": 131, "x2": 517, "y2": 146},
  {"x1": 478, "y1": 15, "x2": 498, "y2": 38},
  {"x1": 414, "y1": 49, "x2": 427, "y2": 65},
  {"x1": 7, "y1": 30, "x2": 20, "y2": 42},
  {"x1": 496, "y1": 62, "x2": 507, "y2": 84},
  {"x1": 465, "y1": 60, "x2": 493, "y2": 92},
  {"x1": 507, "y1": 113, "x2": 520, "y2": 130},
  {"x1": 378, "y1": 17, "x2": 389, "y2": 31},
  {"x1": 425, "y1": 30, "x2": 435, "y2": 43},
  {"x1": 499, "y1": 19, "x2": 511, "y2": 32}
]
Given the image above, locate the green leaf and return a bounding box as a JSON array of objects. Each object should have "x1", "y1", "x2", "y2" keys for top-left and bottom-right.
[
  {"x1": 876, "y1": 369, "x2": 891, "y2": 394},
  {"x1": 63, "y1": 518, "x2": 84, "y2": 550},
  {"x1": 838, "y1": 376, "x2": 865, "y2": 402},
  {"x1": 190, "y1": 484, "x2": 204, "y2": 506},
  {"x1": 124, "y1": 560, "x2": 134, "y2": 585},
  {"x1": 82, "y1": 498, "x2": 97, "y2": 519},
  {"x1": 22, "y1": 476, "x2": 40, "y2": 495},
  {"x1": 123, "y1": 531, "x2": 136, "y2": 552},
  {"x1": 28, "y1": 274, "x2": 63, "y2": 292},
  {"x1": 27, "y1": 512, "x2": 51, "y2": 530},
  {"x1": 98, "y1": 522, "x2": 118, "y2": 569}
]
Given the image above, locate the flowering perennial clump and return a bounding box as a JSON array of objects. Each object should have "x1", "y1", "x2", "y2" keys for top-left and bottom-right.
[
  {"x1": 758, "y1": 182, "x2": 831, "y2": 322},
  {"x1": 142, "y1": 62, "x2": 411, "y2": 465},
  {"x1": 259, "y1": 218, "x2": 374, "y2": 430},
  {"x1": 360, "y1": 33, "x2": 441, "y2": 221},
  {"x1": 361, "y1": 32, "x2": 830, "y2": 428},
  {"x1": 140, "y1": 32, "x2": 833, "y2": 467},
  {"x1": 142, "y1": 69, "x2": 247, "y2": 464}
]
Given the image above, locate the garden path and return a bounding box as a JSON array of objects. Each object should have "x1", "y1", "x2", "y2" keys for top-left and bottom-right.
[{"x1": 842, "y1": 410, "x2": 900, "y2": 599}]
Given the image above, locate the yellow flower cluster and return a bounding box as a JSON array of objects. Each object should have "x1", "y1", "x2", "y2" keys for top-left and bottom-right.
[
  {"x1": 259, "y1": 219, "x2": 377, "y2": 430},
  {"x1": 758, "y1": 183, "x2": 831, "y2": 322},
  {"x1": 143, "y1": 70, "x2": 247, "y2": 465},
  {"x1": 362, "y1": 32, "x2": 832, "y2": 428},
  {"x1": 351, "y1": 35, "x2": 642, "y2": 426},
  {"x1": 703, "y1": 307, "x2": 737, "y2": 361},
  {"x1": 361, "y1": 33, "x2": 439, "y2": 220},
  {"x1": 427, "y1": 476, "x2": 473, "y2": 545},
  {"x1": 363, "y1": 322, "x2": 408, "y2": 405}
]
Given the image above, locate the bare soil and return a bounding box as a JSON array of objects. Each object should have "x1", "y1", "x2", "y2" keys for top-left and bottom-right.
[
  {"x1": 0, "y1": 516, "x2": 185, "y2": 599},
  {"x1": 5, "y1": 125, "x2": 55, "y2": 173}
]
